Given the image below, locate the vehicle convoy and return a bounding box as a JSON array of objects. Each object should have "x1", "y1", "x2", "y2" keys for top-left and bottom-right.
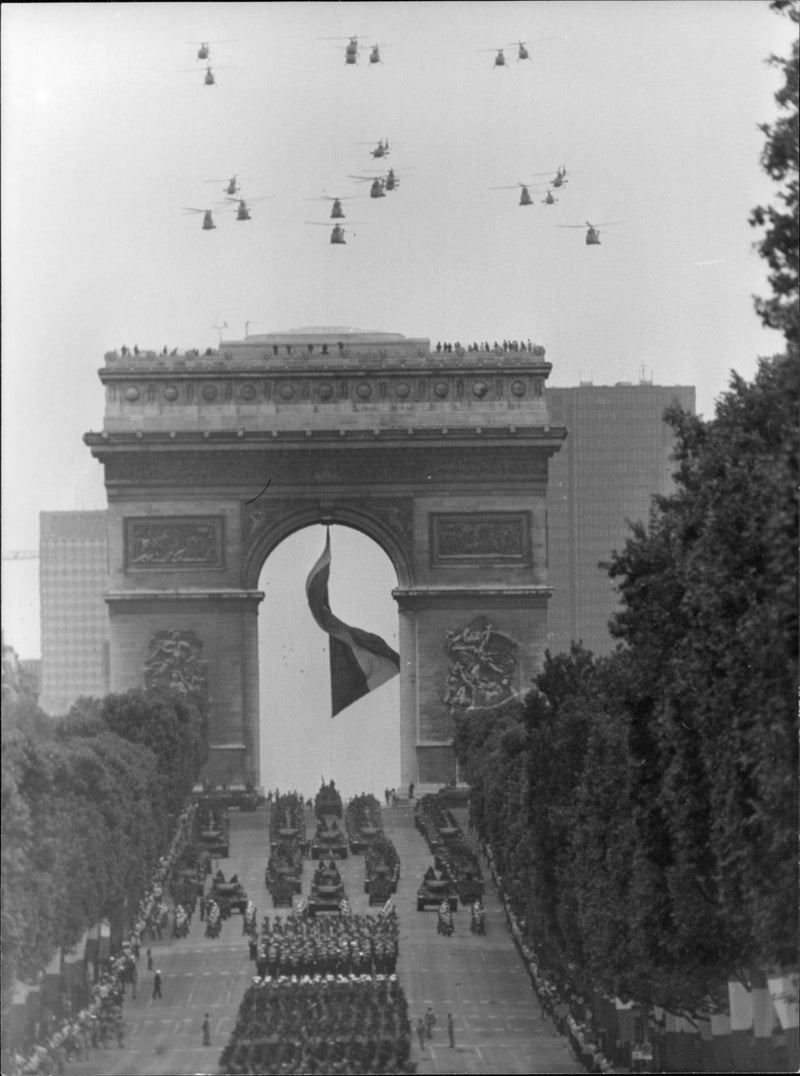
[
  {"x1": 308, "y1": 859, "x2": 345, "y2": 916},
  {"x1": 345, "y1": 793, "x2": 384, "y2": 853},
  {"x1": 364, "y1": 835, "x2": 400, "y2": 903},
  {"x1": 265, "y1": 840, "x2": 304, "y2": 895},
  {"x1": 310, "y1": 817, "x2": 348, "y2": 859},
  {"x1": 311, "y1": 780, "x2": 348, "y2": 858},
  {"x1": 269, "y1": 793, "x2": 308, "y2": 857},
  {"x1": 195, "y1": 802, "x2": 230, "y2": 858},
  {"x1": 415, "y1": 794, "x2": 484, "y2": 903},
  {"x1": 210, "y1": 874, "x2": 249, "y2": 916},
  {"x1": 417, "y1": 868, "x2": 458, "y2": 912}
]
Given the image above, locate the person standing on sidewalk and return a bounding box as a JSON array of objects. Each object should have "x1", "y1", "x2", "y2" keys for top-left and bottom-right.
[
  {"x1": 202, "y1": 1013, "x2": 211, "y2": 1046},
  {"x1": 447, "y1": 1012, "x2": 455, "y2": 1047},
  {"x1": 424, "y1": 1006, "x2": 436, "y2": 1039},
  {"x1": 152, "y1": 969, "x2": 162, "y2": 1000},
  {"x1": 417, "y1": 1017, "x2": 426, "y2": 1049}
]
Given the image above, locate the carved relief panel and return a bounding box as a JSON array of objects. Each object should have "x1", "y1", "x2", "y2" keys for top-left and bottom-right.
[
  {"x1": 431, "y1": 511, "x2": 531, "y2": 566},
  {"x1": 444, "y1": 616, "x2": 519, "y2": 712},
  {"x1": 125, "y1": 517, "x2": 225, "y2": 569}
]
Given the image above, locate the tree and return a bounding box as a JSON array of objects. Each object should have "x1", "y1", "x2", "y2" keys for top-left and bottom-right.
[
  {"x1": 604, "y1": 354, "x2": 799, "y2": 998},
  {"x1": 100, "y1": 688, "x2": 206, "y2": 813},
  {"x1": 750, "y1": 0, "x2": 799, "y2": 345}
]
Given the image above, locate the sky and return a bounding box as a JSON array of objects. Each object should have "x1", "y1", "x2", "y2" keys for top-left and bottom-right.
[{"x1": 1, "y1": 2, "x2": 794, "y2": 781}]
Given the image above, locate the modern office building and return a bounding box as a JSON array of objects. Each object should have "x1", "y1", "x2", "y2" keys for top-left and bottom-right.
[
  {"x1": 39, "y1": 511, "x2": 110, "y2": 715},
  {"x1": 545, "y1": 382, "x2": 696, "y2": 658}
]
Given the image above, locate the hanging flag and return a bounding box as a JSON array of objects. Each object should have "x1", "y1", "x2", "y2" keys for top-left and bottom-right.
[{"x1": 305, "y1": 530, "x2": 400, "y2": 716}]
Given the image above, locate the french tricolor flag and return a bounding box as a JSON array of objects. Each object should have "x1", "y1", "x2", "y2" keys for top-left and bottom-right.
[{"x1": 305, "y1": 531, "x2": 400, "y2": 717}]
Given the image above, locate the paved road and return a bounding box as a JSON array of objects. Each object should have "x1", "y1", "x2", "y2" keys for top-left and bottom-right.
[
  {"x1": 387, "y1": 802, "x2": 581, "y2": 1076},
  {"x1": 66, "y1": 802, "x2": 581, "y2": 1075}
]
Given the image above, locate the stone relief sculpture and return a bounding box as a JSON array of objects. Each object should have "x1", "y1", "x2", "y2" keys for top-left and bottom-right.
[
  {"x1": 144, "y1": 629, "x2": 208, "y2": 701},
  {"x1": 127, "y1": 519, "x2": 222, "y2": 567},
  {"x1": 444, "y1": 616, "x2": 518, "y2": 712},
  {"x1": 435, "y1": 515, "x2": 526, "y2": 561}
]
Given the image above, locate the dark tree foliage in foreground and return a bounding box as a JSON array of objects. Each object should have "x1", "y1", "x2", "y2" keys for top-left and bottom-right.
[
  {"x1": 100, "y1": 687, "x2": 208, "y2": 815},
  {"x1": 0, "y1": 687, "x2": 206, "y2": 1020}
]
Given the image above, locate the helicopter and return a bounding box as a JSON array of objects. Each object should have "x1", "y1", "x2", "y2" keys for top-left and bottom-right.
[
  {"x1": 557, "y1": 221, "x2": 624, "y2": 245},
  {"x1": 381, "y1": 167, "x2": 399, "y2": 191},
  {"x1": 183, "y1": 208, "x2": 216, "y2": 231},
  {"x1": 369, "y1": 43, "x2": 383, "y2": 64},
  {"x1": 348, "y1": 175, "x2": 387, "y2": 199},
  {"x1": 219, "y1": 196, "x2": 269, "y2": 221},
  {"x1": 305, "y1": 221, "x2": 363, "y2": 245},
  {"x1": 542, "y1": 189, "x2": 558, "y2": 205},
  {"x1": 308, "y1": 195, "x2": 362, "y2": 219},
  {"x1": 180, "y1": 63, "x2": 226, "y2": 85},
  {"x1": 188, "y1": 40, "x2": 233, "y2": 61},
  {"x1": 358, "y1": 167, "x2": 402, "y2": 191},
  {"x1": 488, "y1": 181, "x2": 549, "y2": 206},
  {"x1": 181, "y1": 64, "x2": 217, "y2": 85},
  {"x1": 477, "y1": 47, "x2": 507, "y2": 67},
  {"x1": 519, "y1": 166, "x2": 571, "y2": 189},
  {"x1": 205, "y1": 175, "x2": 241, "y2": 196},
  {"x1": 355, "y1": 138, "x2": 390, "y2": 159},
  {"x1": 319, "y1": 35, "x2": 364, "y2": 64},
  {"x1": 509, "y1": 41, "x2": 530, "y2": 60}
]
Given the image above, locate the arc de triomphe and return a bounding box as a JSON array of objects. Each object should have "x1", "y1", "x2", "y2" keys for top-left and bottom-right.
[{"x1": 85, "y1": 329, "x2": 565, "y2": 788}]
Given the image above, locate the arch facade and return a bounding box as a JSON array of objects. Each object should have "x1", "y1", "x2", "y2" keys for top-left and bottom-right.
[{"x1": 85, "y1": 330, "x2": 565, "y2": 788}]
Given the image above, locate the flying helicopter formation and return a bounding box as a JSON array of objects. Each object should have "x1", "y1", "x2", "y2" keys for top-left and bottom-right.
[
  {"x1": 484, "y1": 163, "x2": 624, "y2": 239},
  {"x1": 184, "y1": 173, "x2": 270, "y2": 229},
  {"x1": 179, "y1": 32, "x2": 621, "y2": 249},
  {"x1": 489, "y1": 167, "x2": 571, "y2": 207},
  {"x1": 319, "y1": 36, "x2": 387, "y2": 65},
  {"x1": 184, "y1": 38, "x2": 236, "y2": 85}
]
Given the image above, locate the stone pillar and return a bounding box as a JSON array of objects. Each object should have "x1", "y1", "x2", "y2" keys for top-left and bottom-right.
[
  {"x1": 396, "y1": 605, "x2": 418, "y2": 789},
  {"x1": 240, "y1": 596, "x2": 263, "y2": 788},
  {"x1": 394, "y1": 586, "x2": 552, "y2": 784},
  {"x1": 106, "y1": 589, "x2": 263, "y2": 786}
]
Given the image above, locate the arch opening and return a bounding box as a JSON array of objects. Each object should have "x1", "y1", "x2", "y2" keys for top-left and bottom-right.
[{"x1": 257, "y1": 525, "x2": 401, "y2": 800}]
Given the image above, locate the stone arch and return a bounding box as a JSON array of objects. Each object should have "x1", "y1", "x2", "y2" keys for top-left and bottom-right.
[
  {"x1": 86, "y1": 329, "x2": 565, "y2": 791},
  {"x1": 242, "y1": 502, "x2": 414, "y2": 592}
]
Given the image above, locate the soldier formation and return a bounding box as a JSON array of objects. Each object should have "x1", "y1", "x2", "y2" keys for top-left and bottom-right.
[
  {"x1": 252, "y1": 908, "x2": 399, "y2": 980},
  {"x1": 218, "y1": 975, "x2": 414, "y2": 1076}
]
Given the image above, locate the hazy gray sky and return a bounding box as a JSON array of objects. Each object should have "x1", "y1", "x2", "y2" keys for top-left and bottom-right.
[{"x1": 2, "y1": 2, "x2": 793, "y2": 697}]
